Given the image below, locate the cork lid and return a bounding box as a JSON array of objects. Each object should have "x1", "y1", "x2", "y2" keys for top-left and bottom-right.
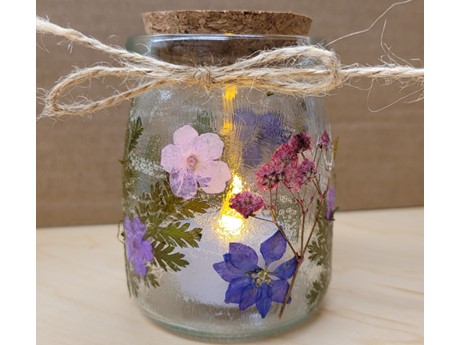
[{"x1": 142, "y1": 10, "x2": 312, "y2": 36}]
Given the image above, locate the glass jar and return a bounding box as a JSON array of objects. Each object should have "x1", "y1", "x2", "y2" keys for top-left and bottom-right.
[{"x1": 122, "y1": 34, "x2": 336, "y2": 340}]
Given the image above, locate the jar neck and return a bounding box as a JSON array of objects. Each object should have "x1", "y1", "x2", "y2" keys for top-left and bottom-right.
[{"x1": 126, "y1": 34, "x2": 311, "y2": 66}]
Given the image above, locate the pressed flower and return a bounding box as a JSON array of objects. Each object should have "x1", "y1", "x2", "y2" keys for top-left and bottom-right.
[
  {"x1": 124, "y1": 216, "x2": 154, "y2": 277},
  {"x1": 255, "y1": 161, "x2": 282, "y2": 191},
  {"x1": 271, "y1": 143, "x2": 297, "y2": 169},
  {"x1": 283, "y1": 159, "x2": 316, "y2": 191},
  {"x1": 233, "y1": 109, "x2": 290, "y2": 167},
  {"x1": 161, "y1": 125, "x2": 232, "y2": 199},
  {"x1": 229, "y1": 191, "x2": 265, "y2": 218},
  {"x1": 317, "y1": 131, "x2": 331, "y2": 150},
  {"x1": 288, "y1": 132, "x2": 312, "y2": 153},
  {"x1": 326, "y1": 187, "x2": 336, "y2": 221},
  {"x1": 213, "y1": 231, "x2": 297, "y2": 318}
]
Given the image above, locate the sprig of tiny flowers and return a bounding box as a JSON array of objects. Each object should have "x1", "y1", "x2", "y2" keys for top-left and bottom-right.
[{"x1": 229, "y1": 130, "x2": 334, "y2": 318}]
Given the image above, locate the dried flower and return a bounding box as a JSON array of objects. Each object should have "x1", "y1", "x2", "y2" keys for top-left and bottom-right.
[
  {"x1": 283, "y1": 159, "x2": 317, "y2": 191},
  {"x1": 288, "y1": 132, "x2": 312, "y2": 153},
  {"x1": 161, "y1": 125, "x2": 232, "y2": 199},
  {"x1": 256, "y1": 161, "x2": 282, "y2": 191},
  {"x1": 124, "y1": 216, "x2": 154, "y2": 277},
  {"x1": 326, "y1": 187, "x2": 336, "y2": 221},
  {"x1": 271, "y1": 143, "x2": 297, "y2": 169},
  {"x1": 229, "y1": 191, "x2": 265, "y2": 218},
  {"x1": 317, "y1": 131, "x2": 331, "y2": 150},
  {"x1": 213, "y1": 231, "x2": 297, "y2": 318}
]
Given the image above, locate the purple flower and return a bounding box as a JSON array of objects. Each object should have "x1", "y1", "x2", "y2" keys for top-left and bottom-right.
[
  {"x1": 233, "y1": 109, "x2": 290, "y2": 167},
  {"x1": 213, "y1": 231, "x2": 297, "y2": 318},
  {"x1": 326, "y1": 187, "x2": 335, "y2": 221},
  {"x1": 317, "y1": 131, "x2": 331, "y2": 150},
  {"x1": 124, "y1": 216, "x2": 154, "y2": 276},
  {"x1": 161, "y1": 125, "x2": 232, "y2": 199},
  {"x1": 229, "y1": 191, "x2": 265, "y2": 218}
]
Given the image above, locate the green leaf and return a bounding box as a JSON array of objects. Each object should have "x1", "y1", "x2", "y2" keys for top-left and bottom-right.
[
  {"x1": 143, "y1": 271, "x2": 160, "y2": 289},
  {"x1": 127, "y1": 117, "x2": 144, "y2": 153},
  {"x1": 307, "y1": 201, "x2": 333, "y2": 266},
  {"x1": 154, "y1": 222, "x2": 202, "y2": 248},
  {"x1": 137, "y1": 180, "x2": 211, "y2": 227},
  {"x1": 306, "y1": 270, "x2": 331, "y2": 306},
  {"x1": 153, "y1": 242, "x2": 189, "y2": 272},
  {"x1": 193, "y1": 110, "x2": 215, "y2": 134}
]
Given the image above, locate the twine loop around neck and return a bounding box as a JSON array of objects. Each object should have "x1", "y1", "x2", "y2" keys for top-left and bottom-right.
[{"x1": 36, "y1": 17, "x2": 424, "y2": 118}]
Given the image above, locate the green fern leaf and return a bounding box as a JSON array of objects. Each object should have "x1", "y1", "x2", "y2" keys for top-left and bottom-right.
[
  {"x1": 306, "y1": 270, "x2": 331, "y2": 306},
  {"x1": 307, "y1": 202, "x2": 333, "y2": 266},
  {"x1": 153, "y1": 242, "x2": 189, "y2": 272},
  {"x1": 155, "y1": 222, "x2": 202, "y2": 248}
]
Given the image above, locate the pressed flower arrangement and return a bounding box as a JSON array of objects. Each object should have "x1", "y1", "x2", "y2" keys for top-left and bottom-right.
[{"x1": 120, "y1": 31, "x2": 336, "y2": 339}]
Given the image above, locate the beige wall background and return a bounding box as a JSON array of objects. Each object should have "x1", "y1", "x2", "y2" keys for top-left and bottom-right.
[{"x1": 36, "y1": 0, "x2": 424, "y2": 227}]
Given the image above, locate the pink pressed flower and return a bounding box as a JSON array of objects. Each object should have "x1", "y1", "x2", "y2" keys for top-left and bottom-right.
[
  {"x1": 288, "y1": 132, "x2": 312, "y2": 153},
  {"x1": 271, "y1": 143, "x2": 297, "y2": 169},
  {"x1": 161, "y1": 125, "x2": 232, "y2": 199},
  {"x1": 283, "y1": 159, "x2": 317, "y2": 192},
  {"x1": 317, "y1": 131, "x2": 331, "y2": 150},
  {"x1": 256, "y1": 161, "x2": 282, "y2": 191},
  {"x1": 298, "y1": 159, "x2": 317, "y2": 184},
  {"x1": 283, "y1": 164, "x2": 302, "y2": 191},
  {"x1": 229, "y1": 191, "x2": 265, "y2": 218}
]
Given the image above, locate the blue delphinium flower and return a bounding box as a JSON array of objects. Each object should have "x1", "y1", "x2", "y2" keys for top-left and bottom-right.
[
  {"x1": 233, "y1": 108, "x2": 291, "y2": 167},
  {"x1": 124, "y1": 216, "x2": 154, "y2": 276},
  {"x1": 213, "y1": 231, "x2": 297, "y2": 318}
]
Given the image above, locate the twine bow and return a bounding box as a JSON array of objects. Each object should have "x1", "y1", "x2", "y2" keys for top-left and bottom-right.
[{"x1": 36, "y1": 17, "x2": 424, "y2": 118}]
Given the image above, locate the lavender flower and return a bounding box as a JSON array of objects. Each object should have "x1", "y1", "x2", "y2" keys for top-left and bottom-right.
[
  {"x1": 326, "y1": 187, "x2": 336, "y2": 221},
  {"x1": 124, "y1": 216, "x2": 154, "y2": 276},
  {"x1": 233, "y1": 109, "x2": 290, "y2": 166},
  {"x1": 213, "y1": 231, "x2": 297, "y2": 318}
]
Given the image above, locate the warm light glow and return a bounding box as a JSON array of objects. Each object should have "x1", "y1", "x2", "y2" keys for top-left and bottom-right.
[
  {"x1": 217, "y1": 174, "x2": 246, "y2": 241},
  {"x1": 216, "y1": 85, "x2": 246, "y2": 241},
  {"x1": 220, "y1": 85, "x2": 238, "y2": 136}
]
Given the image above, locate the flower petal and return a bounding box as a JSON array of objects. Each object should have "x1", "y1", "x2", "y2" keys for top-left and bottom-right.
[
  {"x1": 256, "y1": 283, "x2": 273, "y2": 318},
  {"x1": 226, "y1": 243, "x2": 259, "y2": 272},
  {"x1": 270, "y1": 279, "x2": 290, "y2": 304},
  {"x1": 173, "y1": 125, "x2": 199, "y2": 146},
  {"x1": 160, "y1": 144, "x2": 182, "y2": 173},
  {"x1": 270, "y1": 257, "x2": 297, "y2": 280},
  {"x1": 225, "y1": 277, "x2": 252, "y2": 304},
  {"x1": 260, "y1": 231, "x2": 287, "y2": 265},
  {"x1": 193, "y1": 133, "x2": 225, "y2": 160},
  {"x1": 213, "y1": 261, "x2": 245, "y2": 282},
  {"x1": 239, "y1": 284, "x2": 258, "y2": 310},
  {"x1": 169, "y1": 169, "x2": 198, "y2": 199},
  {"x1": 196, "y1": 161, "x2": 232, "y2": 194}
]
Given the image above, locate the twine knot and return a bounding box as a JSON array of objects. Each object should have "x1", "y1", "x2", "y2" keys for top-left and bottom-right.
[{"x1": 193, "y1": 66, "x2": 214, "y2": 86}]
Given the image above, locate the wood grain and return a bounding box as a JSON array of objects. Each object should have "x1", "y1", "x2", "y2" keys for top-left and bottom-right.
[{"x1": 37, "y1": 208, "x2": 423, "y2": 344}]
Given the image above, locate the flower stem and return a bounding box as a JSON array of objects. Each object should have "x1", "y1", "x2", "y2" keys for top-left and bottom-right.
[
  {"x1": 252, "y1": 218, "x2": 298, "y2": 259},
  {"x1": 279, "y1": 255, "x2": 304, "y2": 319}
]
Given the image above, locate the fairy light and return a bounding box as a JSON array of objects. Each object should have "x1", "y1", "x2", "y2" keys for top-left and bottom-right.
[{"x1": 217, "y1": 174, "x2": 246, "y2": 240}]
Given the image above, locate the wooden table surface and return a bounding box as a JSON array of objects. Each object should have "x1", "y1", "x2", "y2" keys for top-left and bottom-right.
[{"x1": 37, "y1": 208, "x2": 423, "y2": 345}]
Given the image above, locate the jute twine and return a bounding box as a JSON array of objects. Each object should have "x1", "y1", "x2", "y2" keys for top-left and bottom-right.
[{"x1": 36, "y1": 17, "x2": 424, "y2": 118}]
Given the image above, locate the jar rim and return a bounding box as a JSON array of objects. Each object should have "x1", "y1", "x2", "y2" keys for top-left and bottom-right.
[{"x1": 126, "y1": 33, "x2": 311, "y2": 45}]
